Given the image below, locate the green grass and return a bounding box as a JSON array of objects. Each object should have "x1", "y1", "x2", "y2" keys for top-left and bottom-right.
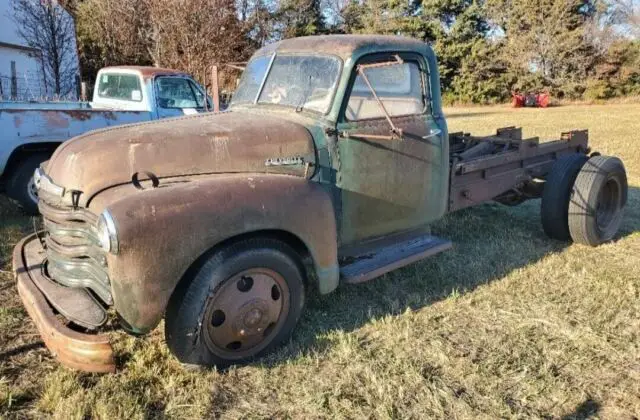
[{"x1": 1, "y1": 104, "x2": 639, "y2": 419}]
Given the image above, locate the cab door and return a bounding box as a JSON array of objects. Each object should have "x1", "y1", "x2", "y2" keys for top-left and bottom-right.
[
  {"x1": 335, "y1": 53, "x2": 446, "y2": 244},
  {"x1": 155, "y1": 76, "x2": 208, "y2": 119}
]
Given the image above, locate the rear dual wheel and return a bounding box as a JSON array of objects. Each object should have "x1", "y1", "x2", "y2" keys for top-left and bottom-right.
[
  {"x1": 541, "y1": 154, "x2": 589, "y2": 240},
  {"x1": 165, "y1": 238, "x2": 305, "y2": 368},
  {"x1": 541, "y1": 155, "x2": 627, "y2": 246},
  {"x1": 568, "y1": 156, "x2": 627, "y2": 246}
]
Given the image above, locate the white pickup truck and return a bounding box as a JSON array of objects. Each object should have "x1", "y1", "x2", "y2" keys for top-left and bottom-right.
[{"x1": 0, "y1": 66, "x2": 210, "y2": 213}]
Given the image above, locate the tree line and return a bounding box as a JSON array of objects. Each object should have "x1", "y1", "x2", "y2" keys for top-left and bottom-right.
[{"x1": 49, "y1": 0, "x2": 640, "y2": 103}]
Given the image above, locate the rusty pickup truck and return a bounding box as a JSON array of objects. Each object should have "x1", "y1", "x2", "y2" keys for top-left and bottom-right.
[
  {"x1": 1, "y1": 66, "x2": 209, "y2": 213},
  {"x1": 13, "y1": 35, "x2": 628, "y2": 373}
]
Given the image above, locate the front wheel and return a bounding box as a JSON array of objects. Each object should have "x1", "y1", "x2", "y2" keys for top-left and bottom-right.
[
  {"x1": 165, "y1": 238, "x2": 306, "y2": 368},
  {"x1": 6, "y1": 154, "x2": 48, "y2": 215}
]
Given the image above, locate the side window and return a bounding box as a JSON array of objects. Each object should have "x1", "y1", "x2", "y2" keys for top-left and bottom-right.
[
  {"x1": 345, "y1": 61, "x2": 426, "y2": 121},
  {"x1": 156, "y1": 77, "x2": 201, "y2": 109}
]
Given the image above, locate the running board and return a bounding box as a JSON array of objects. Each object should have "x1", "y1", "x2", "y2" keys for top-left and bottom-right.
[{"x1": 339, "y1": 233, "x2": 452, "y2": 284}]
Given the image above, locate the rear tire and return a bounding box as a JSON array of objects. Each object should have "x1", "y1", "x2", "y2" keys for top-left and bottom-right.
[
  {"x1": 541, "y1": 154, "x2": 589, "y2": 240},
  {"x1": 6, "y1": 153, "x2": 48, "y2": 215},
  {"x1": 165, "y1": 237, "x2": 306, "y2": 368},
  {"x1": 568, "y1": 156, "x2": 627, "y2": 246}
]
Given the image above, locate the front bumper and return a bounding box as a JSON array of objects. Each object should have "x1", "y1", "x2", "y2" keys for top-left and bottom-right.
[{"x1": 13, "y1": 234, "x2": 115, "y2": 373}]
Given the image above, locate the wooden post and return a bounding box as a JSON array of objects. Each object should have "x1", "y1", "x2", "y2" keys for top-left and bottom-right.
[
  {"x1": 202, "y1": 68, "x2": 209, "y2": 112},
  {"x1": 10, "y1": 61, "x2": 17, "y2": 99},
  {"x1": 80, "y1": 82, "x2": 88, "y2": 102},
  {"x1": 211, "y1": 65, "x2": 220, "y2": 113}
]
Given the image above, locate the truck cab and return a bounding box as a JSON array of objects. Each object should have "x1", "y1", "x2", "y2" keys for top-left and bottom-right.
[
  {"x1": 91, "y1": 66, "x2": 210, "y2": 117},
  {"x1": 13, "y1": 35, "x2": 627, "y2": 373},
  {"x1": 228, "y1": 36, "x2": 449, "y2": 243}
]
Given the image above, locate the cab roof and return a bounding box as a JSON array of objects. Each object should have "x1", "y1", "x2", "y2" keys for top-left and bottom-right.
[
  {"x1": 100, "y1": 66, "x2": 191, "y2": 79},
  {"x1": 256, "y1": 35, "x2": 427, "y2": 60}
]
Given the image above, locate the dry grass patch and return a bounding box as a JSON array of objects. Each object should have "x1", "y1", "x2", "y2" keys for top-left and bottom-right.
[{"x1": 0, "y1": 104, "x2": 639, "y2": 419}]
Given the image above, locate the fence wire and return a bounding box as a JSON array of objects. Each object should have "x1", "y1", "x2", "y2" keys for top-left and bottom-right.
[{"x1": 0, "y1": 70, "x2": 78, "y2": 102}]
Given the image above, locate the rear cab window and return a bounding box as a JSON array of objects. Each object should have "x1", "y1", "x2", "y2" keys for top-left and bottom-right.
[
  {"x1": 97, "y1": 73, "x2": 143, "y2": 102},
  {"x1": 345, "y1": 60, "x2": 427, "y2": 121}
]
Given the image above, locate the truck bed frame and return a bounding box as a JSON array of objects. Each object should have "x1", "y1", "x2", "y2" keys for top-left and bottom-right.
[{"x1": 447, "y1": 127, "x2": 589, "y2": 212}]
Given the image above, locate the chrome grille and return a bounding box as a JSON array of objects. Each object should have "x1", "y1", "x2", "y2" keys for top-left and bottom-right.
[{"x1": 39, "y1": 199, "x2": 113, "y2": 305}]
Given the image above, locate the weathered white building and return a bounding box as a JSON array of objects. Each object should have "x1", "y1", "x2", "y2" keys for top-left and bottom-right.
[{"x1": 0, "y1": 0, "x2": 79, "y2": 100}]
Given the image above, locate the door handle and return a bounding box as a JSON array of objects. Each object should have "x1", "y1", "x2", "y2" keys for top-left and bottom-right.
[
  {"x1": 422, "y1": 128, "x2": 442, "y2": 140},
  {"x1": 400, "y1": 128, "x2": 442, "y2": 145}
]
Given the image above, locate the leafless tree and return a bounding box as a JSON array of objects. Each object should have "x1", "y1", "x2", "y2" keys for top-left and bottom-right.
[
  {"x1": 10, "y1": 0, "x2": 78, "y2": 96},
  {"x1": 142, "y1": 0, "x2": 249, "y2": 76},
  {"x1": 237, "y1": 0, "x2": 280, "y2": 47},
  {"x1": 77, "y1": 0, "x2": 250, "y2": 92}
]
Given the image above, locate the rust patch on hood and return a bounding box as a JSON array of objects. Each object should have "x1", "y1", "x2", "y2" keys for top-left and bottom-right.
[{"x1": 46, "y1": 111, "x2": 316, "y2": 205}]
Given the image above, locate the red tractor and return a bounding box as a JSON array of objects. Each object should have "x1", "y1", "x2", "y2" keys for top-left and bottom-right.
[{"x1": 512, "y1": 92, "x2": 550, "y2": 108}]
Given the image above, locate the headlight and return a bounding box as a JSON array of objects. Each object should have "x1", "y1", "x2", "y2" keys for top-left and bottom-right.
[{"x1": 97, "y1": 210, "x2": 119, "y2": 254}]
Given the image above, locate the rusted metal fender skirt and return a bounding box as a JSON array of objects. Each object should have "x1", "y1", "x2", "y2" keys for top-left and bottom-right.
[{"x1": 13, "y1": 234, "x2": 115, "y2": 374}]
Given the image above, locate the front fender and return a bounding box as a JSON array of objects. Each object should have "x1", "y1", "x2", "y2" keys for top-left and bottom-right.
[{"x1": 104, "y1": 173, "x2": 338, "y2": 333}]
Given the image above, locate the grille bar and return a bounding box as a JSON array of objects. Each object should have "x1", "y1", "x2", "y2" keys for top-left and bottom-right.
[
  {"x1": 39, "y1": 195, "x2": 112, "y2": 306},
  {"x1": 39, "y1": 200, "x2": 98, "y2": 225},
  {"x1": 45, "y1": 236, "x2": 107, "y2": 267},
  {"x1": 44, "y1": 219, "x2": 101, "y2": 247},
  {"x1": 47, "y1": 249, "x2": 113, "y2": 305}
]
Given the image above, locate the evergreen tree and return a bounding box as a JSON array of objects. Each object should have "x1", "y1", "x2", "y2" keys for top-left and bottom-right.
[
  {"x1": 487, "y1": 0, "x2": 599, "y2": 95},
  {"x1": 277, "y1": 0, "x2": 325, "y2": 38},
  {"x1": 339, "y1": 0, "x2": 498, "y2": 100}
]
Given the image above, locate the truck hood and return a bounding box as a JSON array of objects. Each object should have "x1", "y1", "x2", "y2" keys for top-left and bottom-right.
[{"x1": 46, "y1": 111, "x2": 316, "y2": 205}]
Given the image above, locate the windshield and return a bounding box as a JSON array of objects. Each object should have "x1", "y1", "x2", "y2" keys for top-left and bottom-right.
[{"x1": 231, "y1": 54, "x2": 341, "y2": 114}]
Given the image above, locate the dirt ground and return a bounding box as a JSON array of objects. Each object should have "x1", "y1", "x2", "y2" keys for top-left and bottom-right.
[{"x1": 1, "y1": 104, "x2": 638, "y2": 419}]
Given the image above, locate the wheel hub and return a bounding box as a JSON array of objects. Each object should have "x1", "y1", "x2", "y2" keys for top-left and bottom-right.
[
  {"x1": 235, "y1": 299, "x2": 271, "y2": 335},
  {"x1": 203, "y1": 268, "x2": 288, "y2": 358},
  {"x1": 595, "y1": 177, "x2": 621, "y2": 231},
  {"x1": 244, "y1": 307, "x2": 263, "y2": 327},
  {"x1": 27, "y1": 175, "x2": 39, "y2": 204}
]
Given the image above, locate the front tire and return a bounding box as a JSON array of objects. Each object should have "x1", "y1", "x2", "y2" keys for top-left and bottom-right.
[
  {"x1": 165, "y1": 238, "x2": 306, "y2": 368},
  {"x1": 6, "y1": 154, "x2": 48, "y2": 215}
]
